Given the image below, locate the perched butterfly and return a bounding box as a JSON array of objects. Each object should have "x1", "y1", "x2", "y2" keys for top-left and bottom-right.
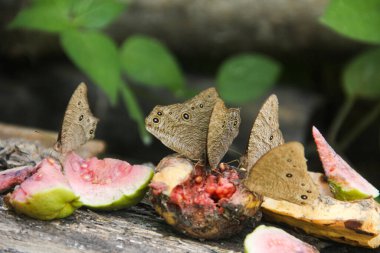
[
  {"x1": 54, "y1": 83, "x2": 99, "y2": 154},
  {"x1": 145, "y1": 88, "x2": 240, "y2": 167},
  {"x1": 244, "y1": 142, "x2": 319, "y2": 205},
  {"x1": 240, "y1": 94, "x2": 284, "y2": 172}
]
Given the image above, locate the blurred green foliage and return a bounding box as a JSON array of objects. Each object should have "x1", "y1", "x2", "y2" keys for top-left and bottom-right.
[
  {"x1": 321, "y1": 0, "x2": 380, "y2": 149},
  {"x1": 10, "y1": 0, "x2": 281, "y2": 145},
  {"x1": 343, "y1": 48, "x2": 380, "y2": 100},
  {"x1": 320, "y1": 0, "x2": 380, "y2": 44},
  {"x1": 10, "y1": 0, "x2": 127, "y2": 32},
  {"x1": 217, "y1": 54, "x2": 281, "y2": 104},
  {"x1": 61, "y1": 30, "x2": 122, "y2": 103},
  {"x1": 120, "y1": 35, "x2": 186, "y2": 95}
]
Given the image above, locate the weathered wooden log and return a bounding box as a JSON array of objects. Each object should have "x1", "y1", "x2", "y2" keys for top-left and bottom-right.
[
  {"x1": 0, "y1": 198, "x2": 246, "y2": 253},
  {"x1": 0, "y1": 122, "x2": 105, "y2": 158}
]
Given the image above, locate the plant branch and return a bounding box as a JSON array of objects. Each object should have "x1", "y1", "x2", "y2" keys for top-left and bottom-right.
[
  {"x1": 120, "y1": 82, "x2": 152, "y2": 145},
  {"x1": 327, "y1": 96, "x2": 355, "y2": 145},
  {"x1": 338, "y1": 101, "x2": 380, "y2": 151}
]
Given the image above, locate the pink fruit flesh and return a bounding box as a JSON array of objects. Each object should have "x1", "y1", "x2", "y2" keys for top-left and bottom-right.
[
  {"x1": 246, "y1": 226, "x2": 318, "y2": 253},
  {"x1": 0, "y1": 165, "x2": 39, "y2": 193},
  {"x1": 64, "y1": 152, "x2": 152, "y2": 206},
  {"x1": 152, "y1": 163, "x2": 238, "y2": 214},
  {"x1": 11, "y1": 158, "x2": 70, "y2": 202},
  {"x1": 312, "y1": 126, "x2": 378, "y2": 197}
]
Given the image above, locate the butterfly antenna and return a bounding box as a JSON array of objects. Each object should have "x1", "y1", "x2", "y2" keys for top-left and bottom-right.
[
  {"x1": 225, "y1": 159, "x2": 240, "y2": 166},
  {"x1": 227, "y1": 147, "x2": 242, "y2": 156}
]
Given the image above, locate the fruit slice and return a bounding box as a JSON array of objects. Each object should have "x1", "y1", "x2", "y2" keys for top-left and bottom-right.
[
  {"x1": 64, "y1": 152, "x2": 153, "y2": 210},
  {"x1": 312, "y1": 126, "x2": 379, "y2": 200},
  {"x1": 244, "y1": 225, "x2": 319, "y2": 253},
  {"x1": 6, "y1": 158, "x2": 82, "y2": 220}
]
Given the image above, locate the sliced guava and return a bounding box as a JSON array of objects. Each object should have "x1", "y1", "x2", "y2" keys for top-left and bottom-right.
[
  {"x1": 312, "y1": 126, "x2": 379, "y2": 200},
  {"x1": 244, "y1": 225, "x2": 319, "y2": 253},
  {"x1": 7, "y1": 158, "x2": 82, "y2": 220},
  {"x1": 63, "y1": 152, "x2": 153, "y2": 210}
]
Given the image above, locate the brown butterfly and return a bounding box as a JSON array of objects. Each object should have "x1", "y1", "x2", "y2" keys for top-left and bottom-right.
[
  {"x1": 145, "y1": 88, "x2": 219, "y2": 160},
  {"x1": 54, "y1": 83, "x2": 99, "y2": 153},
  {"x1": 207, "y1": 98, "x2": 241, "y2": 168},
  {"x1": 240, "y1": 94, "x2": 284, "y2": 172},
  {"x1": 145, "y1": 88, "x2": 240, "y2": 166},
  {"x1": 243, "y1": 142, "x2": 319, "y2": 205}
]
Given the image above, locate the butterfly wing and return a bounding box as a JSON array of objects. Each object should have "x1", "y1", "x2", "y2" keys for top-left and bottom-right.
[
  {"x1": 145, "y1": 87, "x2": 219, "y2": 160},
  {"x1": 207, "y1": 98, "x2": 241, "y2": 168},
  {"x1": 241, "y1": 94, "x2": 284, "y2": 172},
  {"x1": 244, "y1": 142, "x2": 319, "y2": 205},
  {"x1": 55, "y1": 83, "x2": 99, "y2": 153}
]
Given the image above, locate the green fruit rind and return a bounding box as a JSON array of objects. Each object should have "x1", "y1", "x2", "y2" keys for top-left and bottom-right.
[
  {"x1": 329, "y1": 180, "x2": 373, "y2": 201},
  {"x1": 84, "y1": 168, "x2": 154, "y2": 211},
  {"x1": 9, "y1": 187, "x2": 82, "y2": 220}
]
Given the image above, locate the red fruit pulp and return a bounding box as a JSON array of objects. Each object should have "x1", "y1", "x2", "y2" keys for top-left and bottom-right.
[{"x1": 168, "y1": 163, "x2": 238, "y2": 214}]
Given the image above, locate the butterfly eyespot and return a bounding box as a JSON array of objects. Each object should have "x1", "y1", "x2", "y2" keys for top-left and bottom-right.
[
  {"x1": 233, "y1": 120, "x2": 238, "y2": 127},
  {"x1": 169, "y1": 112, "x2": 172, "y2": 115},
  {"x1": 157, "y1": 111, "x2": 162, "y2": 116},
  {"x1": 301, "y1": 195, "x2": 308, "y2": 200},
  {"x1": 153, "y1": 118, "x2": 159, "y2": 124},
  {"x1": 307, "y1": 190, "x2": 312, "y2": 193},
  {"x1": 182, "y1": 113, "x2": 190, "y2": 120},
  {"x1": 89, "y1": 129, "x2": 94, "y2": 135},
  {"x1": 286, "y1": 173, "x2": 292, "y2": 178},
  {"x1": 269, "y1": 135, "x2": 274, "y2": 140},
  {"x1": 79, "y1": 115, "x2": 84, "y2": 121},
  {"x1": 199, "y1": 104, "x2": 203, "y2": 108},
  {"x1": 191, "y1": 106, "x2": 195, "y2": 110}
]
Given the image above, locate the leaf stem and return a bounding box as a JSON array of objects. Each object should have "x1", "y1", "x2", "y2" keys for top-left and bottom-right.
[
  {"x1": 338, "y1": 101, "x2": 380, "y2": 151},
  {"x1": 327, "y1": 96, "x2": 355, "y2": 144},
  {"x1": 120, "y1": 82, "x2": 152, "y2": 145}
]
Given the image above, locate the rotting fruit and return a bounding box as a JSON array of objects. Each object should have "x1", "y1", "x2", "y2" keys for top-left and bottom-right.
[{"x1": 149, "y1": 155, "x2": 262, "y2": 239}]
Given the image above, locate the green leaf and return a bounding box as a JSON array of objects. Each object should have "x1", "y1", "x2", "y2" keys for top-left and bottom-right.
[
  {"x1": 9, "y1": 0, "x2": 74, "y2": 32},
  {"x1": 9, "y1": 0, "x2": 127, "y2": 32},
  {"x1": 343, "y1": 48, "x2": 380, "y2": 99},
  {"x1": 216, "y1": 54, "x2": 281, "y2": 104},
  {"x1": 320, "y1": 0, "x2": 380, "y2": 44},
  {"x1": 120, "y1": 84, "x2": 152, "y2": 145},
  {"x1": 60, "y1": 30, "x2": 122, "y2": 103},
  {"x1": 71, "y1": 0, "x2": 127, "y2": 29},
  {"x1": 120, "y1": 35, "x2": 185, "y2": 94}
]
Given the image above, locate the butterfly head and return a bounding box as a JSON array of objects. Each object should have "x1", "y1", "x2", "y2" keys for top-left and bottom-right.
[{"x1": 145, "y1": 105, "x2": 167, "y2": 134}]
